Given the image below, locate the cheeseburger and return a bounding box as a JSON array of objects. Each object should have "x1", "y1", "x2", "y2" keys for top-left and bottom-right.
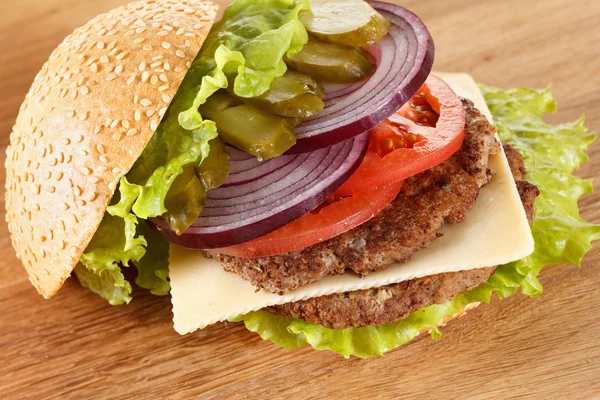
[{"x1": 5, "y1": 0, "x2": 598, "y2": 358}]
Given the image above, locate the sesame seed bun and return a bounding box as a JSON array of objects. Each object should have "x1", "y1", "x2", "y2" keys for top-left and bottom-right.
[{"x1": 4, "y1": 0, "x2": 218, "y2": 298}]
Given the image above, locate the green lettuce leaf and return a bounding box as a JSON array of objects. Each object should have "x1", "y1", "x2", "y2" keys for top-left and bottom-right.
[
  {"x1": 134, "y1": 220, "x2": 170, "y2": 296},
  {"x1": 74, "y1": 213, "x2": 146, "y2": 305},
  {"x1": 78, "y1": 0, "x2": 310, "y2": 304},
  {"x1": 233, "y1": 84, "x2": 600, "y2": 358},
  {"x1": 178, "y1": 0, "x2": 309, "y2": 130}
]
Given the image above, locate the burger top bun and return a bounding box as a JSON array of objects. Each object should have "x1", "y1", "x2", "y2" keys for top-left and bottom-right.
[{"x1": 5, "y1": 0, "x2": 217, "y2": 298}]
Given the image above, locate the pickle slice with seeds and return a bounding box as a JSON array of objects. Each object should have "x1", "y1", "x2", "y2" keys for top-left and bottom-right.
[
  {"x1": 299, "y1": 0, "x2": 390, "y2": 47},
  {"x1": 285, "y1": 37, "x2": 374, "y2": 83}
]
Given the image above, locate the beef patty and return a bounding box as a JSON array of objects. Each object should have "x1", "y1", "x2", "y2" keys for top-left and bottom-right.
[
  {"x1": 214, "y1": 100, "x2": 502, "y2": 294},
  {"x1": 267, "y1": 145, "x2": 539, "y2": 329}
]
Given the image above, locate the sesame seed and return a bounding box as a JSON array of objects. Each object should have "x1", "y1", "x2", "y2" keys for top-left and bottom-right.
[
  {"x1": 99, "y1": 155, "x2": 109, "y2": 163},
  {"x1": 126, "y1": 75, "x2": 135, "y2": 85},
  {"x1": 76, "y1": 199, "x2": 87, "y2": 207},
  {"x1": 150, "y1": 61, "x2": 161, "y2": 68},
  {"x1": 80, "y1": 85, "x2": 90, "y2": 95},
  {"x1": 185, "y1": 32, "x2": 195, "y2": 38},
  {"x1": 141, "y1": 71, "x2": 150, "y2": 82},
  {"x1": 126, "y1": 128, "x2": 138, "y2": 137},
  {"x1": 151, "y1": 75, "x2": 158, "y2": 85},
  {"x1": 96, "y1": 144, "x2": 106, "y2": 154},
  {"x1": 163, "y1": 25, "x2": 173, "y2": 31},
  {"x1": 140, "y1": 98, "x2": 152, "y2": 107},
  {"x1": 161, "y1": 42, "x2": 171, "y2": 49},
  {"x1": 112, "y1": 167, "x2": 121, "y2": 174},
  {"x1": 116, "y1": 52, "x2": 127, "y2": 60},
  {"x1": 79, "y1": 167, "x2": 92, "y2": 176},
  {"x1": 109, "y1": 181, "x2": 117, "y2": 191},
  {"x1": 174, "y1": 67, "x2": 183, "y2": 73},
  {"x1": 121, "y1": 120, "x2": 130, "y2": 129},
  {"x1": 176, "y1": 28, "x2": 185, "y2": 35},
  {"x1": 139, "y1": 61, "x2": 146, "y2": 71},
  {"x1": 159, "y1": 73, "x2": 168, "y2": 82},
  {"x1": 136, "y1": 27, "x2": 146, "y2": 34},
  {"x1": 47, "y1": 186, "x2": 56, "y2": 193},
  {"x1": 105, "y1": 73, "x2": 116, "y2": 81},
  {"x1": 185, "y1": 40, "x2": 191, "y2": 48},
  {"x1": 152, "y1": 55, "x2": 164, "y2": 61},
  {"x1": 110, "y1": 119, "x2": 119, "y2": 129},
  {"x1": 56, "y1": 172, "x2": 64, "y2": 181},
  {"x1": 90, "y1": 63, "x2": 98, "y2": 73},
  {"x1": 134, "y1": 110, "x2": 141, "y2": 121},
  {"x1": 96, "y1": 42, "x2": 105, "y2": 49},
  {"x1": 146, "y1": 109, "x2": 156, "y2": 117},
  {"x1": 162, "y1": 94, "x2": 171, "y2": 103},
  {"x1": 93, "y1": 126, "x2": 102, "y2": 134},
  {"x1": 61, "y1": 138, "x2": 71, "y2": 145},
  {"x1": 63, "y1": 203, "x2": 70, "y2": 210},
  {"x1": 176, "y1": 50, "x2": 186, "y2": 58},
  {"x1": 97, "y1": 165, "x2": 108, "y2": 172},
  {"x1": 115, "y1": 64, "x2": 123, "y2": 74},
  {"x1": 134, "y1": 37, "x2": 145, "y2": 44},
  {"x1": 74, "y1": 186, "x2": 82, "y2": 196},
  {"x1": 89, "y1": 176, "x2": 100, "y2": 184},
  {"x1": 66, "y1": 110, "x2": 75, "y2": 118},
  {"x1": 158, "y1": 107, "x2": 167, "y2": 117},
  {"x1": 100, "y1": 55, "x2": 109, "y2": 63},
  {"x1": 143, "y1": 44, "x2": 152, "y2": 51},
  {"x1": 163, "y1": 62, "x2": 171, "y2": 71},
  {"x1": 150, "y1": 118, "x2": 159, "y2": 131},
  {"x1": 158, "y1": 31, "x2": 169, "y2": 37},
  {"x1": 79, "y1": 111, "x2": 88, "y2": 121},
  {"x1": 87, "y1": 192, "x2": 98, "y2": 202}
]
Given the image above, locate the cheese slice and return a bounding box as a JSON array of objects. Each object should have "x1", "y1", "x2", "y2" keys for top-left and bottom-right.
[{"x1": 170, "y1": 73, "x2": 535, "y2": 334}]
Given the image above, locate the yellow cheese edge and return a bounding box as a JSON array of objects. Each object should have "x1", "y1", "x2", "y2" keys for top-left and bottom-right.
[{"x1": 169, "y1": 72, "x2": 535, "y2": 334}]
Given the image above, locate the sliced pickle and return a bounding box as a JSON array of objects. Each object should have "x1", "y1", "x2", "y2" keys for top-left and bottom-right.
[
  {"x1": 299, "y1": 0, "x2": 390, "y2": 47},
  {"x1": 230, "y1": 71, "x2": 325, "y2": 118},
  {"x1": 164, "y1": 165, "x2": 206, "y2": 235},
  {"x1": 200, "y1": 89, "x2": 243, "y2": 116},
  {"x1": 285, "y1": 38, "x2": 374, "y2": 83},
  {"x1": 206, "y1": 104, "x2": 297, "y2": 160},
  {"x1": 197, "y1": 137, "x2": 230, "y2": 190}
]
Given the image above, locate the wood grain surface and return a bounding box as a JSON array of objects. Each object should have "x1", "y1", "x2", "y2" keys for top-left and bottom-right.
[{"x1": 1, "y1": 0, "x2": 599, "y2": 399}]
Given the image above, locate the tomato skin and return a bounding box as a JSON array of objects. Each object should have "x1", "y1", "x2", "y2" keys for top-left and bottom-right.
[
  {"x1": 336, "y1": 74, "x2": 465, "y2": 197},
  {"x1": 211, "y1": 75, "x2": 464, "y2": 258},
  {"x1": 208, "y1": 182, "x2": 403, "y2": 258}
]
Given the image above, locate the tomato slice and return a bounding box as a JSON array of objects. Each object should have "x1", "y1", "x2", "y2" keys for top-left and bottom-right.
[
  {"x1": 209, "y1": 182, "x2": 403, "y2": 258},
  {"x1": 336, "y1": 74, "x2": 465, "y2": 196},
  {"x1": 211, "y1": 75, "x2": 464, "y2": 258}
]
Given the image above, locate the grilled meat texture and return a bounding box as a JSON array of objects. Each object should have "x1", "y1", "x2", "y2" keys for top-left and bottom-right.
[
  {"x1": 215, "y1": 100, "x2": 501, "y2": 294},
  {"x1": 268, "y1": 144, "x2": 538, "y2": 329}
]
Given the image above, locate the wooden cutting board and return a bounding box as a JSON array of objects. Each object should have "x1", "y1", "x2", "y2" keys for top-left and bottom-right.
[{"x1": 1, "y1": 0, "x2": 599, "y2": 398}]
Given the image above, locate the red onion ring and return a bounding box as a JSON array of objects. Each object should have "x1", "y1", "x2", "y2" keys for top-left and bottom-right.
[
  {"x1": 288, "y1": 1, "x2": 434, "y2": 153},
  {"x1": 152, "y1": 133, "x2": 369, "y2": 249}
]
